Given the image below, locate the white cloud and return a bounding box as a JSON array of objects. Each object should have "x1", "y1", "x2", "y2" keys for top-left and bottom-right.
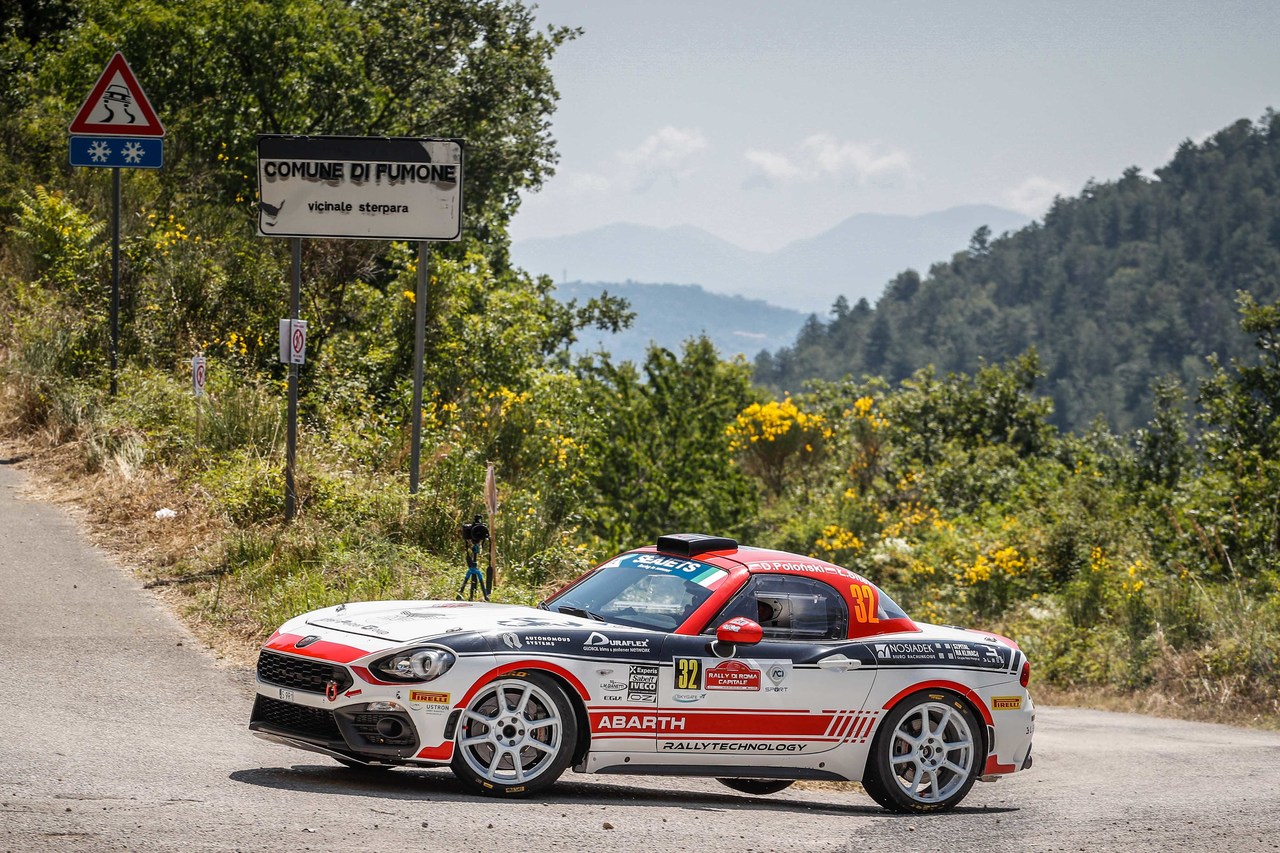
[
  {"x1": 743, "y1": 134, "x2": 915, "y2": 186},
  {"x1": 1004, "y1": 176, "x2": 1070, "y2": 216},
  {"x1": 617, "y1": 126, "x2": 709, "y2": 169},
  {"x1": 743, "y1": 148, "x2": 803, "y2": 181}
]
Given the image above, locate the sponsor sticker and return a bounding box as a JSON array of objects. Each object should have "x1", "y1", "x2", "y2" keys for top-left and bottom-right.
[
  {"x1": 705, "y1": 660, "x2": 761, "y2": 691},
  {"x1": 584, "y1": 631, "x2": 652, "y2": 653},
  {"x1": 660, "y1": 742, "x2": 809, "y2": 752},
  {"x1": 991, "y1": 696, "x2": 1023, "y2": 711},
  {"x1": 595, "y1": 714, "x2": 687, "y2": 731},
  {"x1": 409, "y1": 690, "x2": 450, "y2": 704}
]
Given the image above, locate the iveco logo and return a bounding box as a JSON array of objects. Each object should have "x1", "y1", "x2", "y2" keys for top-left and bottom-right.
[{"x1": 295, "y1": 635, "x2": 321, "y2": 648}]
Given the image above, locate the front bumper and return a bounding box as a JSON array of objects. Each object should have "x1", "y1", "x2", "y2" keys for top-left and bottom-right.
[{"x1": 249, "y1": 693, "x2": 422, "y2": 761}]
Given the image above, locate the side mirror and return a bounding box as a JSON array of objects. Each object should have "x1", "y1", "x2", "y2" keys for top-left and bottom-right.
[{"x1": 710, "y1": 617, "x2": 762, "y2": 657}]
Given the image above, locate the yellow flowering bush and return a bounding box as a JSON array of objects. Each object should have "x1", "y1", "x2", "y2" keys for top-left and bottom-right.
[{"x1": 726, "y1": 397, "x2": 827, "y2": 494}]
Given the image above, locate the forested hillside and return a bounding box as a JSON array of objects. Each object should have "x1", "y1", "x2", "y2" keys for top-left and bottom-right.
[{"x1": 757, "y1": 113, "x2": 1280, "y2": 433}]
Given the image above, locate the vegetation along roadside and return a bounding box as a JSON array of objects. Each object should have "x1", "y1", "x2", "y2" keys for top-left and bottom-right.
[{"x1": 2, "y1": 1, "x2": 1278, "y2": 729}]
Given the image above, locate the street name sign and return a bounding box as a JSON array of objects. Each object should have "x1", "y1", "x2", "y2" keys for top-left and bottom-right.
[{"x1": 257, "y1": 135, "x2": 463, "y2": 241}]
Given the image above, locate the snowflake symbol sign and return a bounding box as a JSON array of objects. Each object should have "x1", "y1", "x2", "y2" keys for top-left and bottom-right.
[
  {"x1": 122, "y1": 142, "x2": 144, "y2": 164},
  {"x1": 88, "y1": 140, "x2": 113, "y2": 163}
]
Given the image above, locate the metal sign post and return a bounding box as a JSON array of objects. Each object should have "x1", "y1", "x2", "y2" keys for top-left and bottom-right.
[
  {"x1": 409, "y1": 241, "x2": 428, "y2": 495},
  {"x1": 110, "y1": 168, "x2": 120, "y2": 395},
  {"x1": 68, "y1": 52, "x2": 165, "y2": 396},
  {"x1": 285, "y1": 238, "x2": 301, "y2": 523}
]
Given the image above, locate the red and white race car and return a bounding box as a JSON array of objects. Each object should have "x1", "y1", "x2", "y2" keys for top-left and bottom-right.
[{"x1": 250, "y1": 534, "x2": 1034, "y2": 812}]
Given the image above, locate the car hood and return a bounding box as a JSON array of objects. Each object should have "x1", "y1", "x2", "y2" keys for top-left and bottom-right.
[{"x1": 296, "y1": 600, "x2": 598, "y2": 645}]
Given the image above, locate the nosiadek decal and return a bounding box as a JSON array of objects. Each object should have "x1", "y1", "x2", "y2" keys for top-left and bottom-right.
[{"x1": 872, "y1": 640, "x2": 1010, "y2": 668}]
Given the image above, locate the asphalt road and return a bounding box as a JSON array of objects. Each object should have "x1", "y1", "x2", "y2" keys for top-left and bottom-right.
[{"x1": 2, "y1": 459, "x2": 1279, "y2": 853}]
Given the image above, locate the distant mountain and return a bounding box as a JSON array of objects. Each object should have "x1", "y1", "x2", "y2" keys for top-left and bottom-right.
[
  {"x1": 514, "y1": 205, "x2": 1031, "y2": 313},
  {"x1": 556, "y1": 281, "x2": 807, "y2": 366}
]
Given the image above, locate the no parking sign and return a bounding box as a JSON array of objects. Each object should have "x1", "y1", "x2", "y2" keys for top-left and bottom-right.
[{"x1": 278, "y1": 319, "x2": 307, "y2": 365}]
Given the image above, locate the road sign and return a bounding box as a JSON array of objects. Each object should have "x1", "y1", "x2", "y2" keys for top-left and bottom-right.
[
  {"x1": 68, "y1": 53, "x2": 165, "y2": 137},
  {"x1": 278, "y1": 319, "x2": 307, "y2": 365},
  {"x1": 191, "y1": 355, "x2": 207, "y2": 397},
  {"x1": 257, "y1": 135, "x2": 463, "y2": 241},
  {"x1": 69, "y1": 135, "x2": 163, "y2": 169}
]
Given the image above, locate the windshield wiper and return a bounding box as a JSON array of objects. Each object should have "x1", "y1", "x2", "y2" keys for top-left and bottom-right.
[{"x1": 556, "y1": 604, "x2": 606, "y2": 622}]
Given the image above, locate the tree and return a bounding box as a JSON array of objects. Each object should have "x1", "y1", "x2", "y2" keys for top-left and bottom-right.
[{"x1": 579, "y1": 339, "x2": 758, "y2": 548}]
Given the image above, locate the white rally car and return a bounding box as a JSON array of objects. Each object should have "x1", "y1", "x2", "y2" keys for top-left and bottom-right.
[{"x1": 250, "y1": 534, "x2": 1034, "y2": 812}]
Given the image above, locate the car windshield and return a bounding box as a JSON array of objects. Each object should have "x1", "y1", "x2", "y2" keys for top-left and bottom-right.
[{"x1": 545, "y1": 553, "x2": 729, "y2": 632}]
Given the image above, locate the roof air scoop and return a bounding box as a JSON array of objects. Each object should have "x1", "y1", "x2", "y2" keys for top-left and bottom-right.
[{"x1": 655, "y1": 533, "x2": 738, "y2": 557}]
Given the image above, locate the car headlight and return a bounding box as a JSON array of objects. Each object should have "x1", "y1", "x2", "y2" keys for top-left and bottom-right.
[{"x1": 372, "y1": 647, "x2": 456, "y2": 683}]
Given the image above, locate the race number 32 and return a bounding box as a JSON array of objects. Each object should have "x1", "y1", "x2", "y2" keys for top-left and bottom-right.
[
  {"x1": 851, "y1": 584, "x2": 880, "y2": 624},
  {"x1": 675, "y1": 658, "x2": 701, "y2": 689}
]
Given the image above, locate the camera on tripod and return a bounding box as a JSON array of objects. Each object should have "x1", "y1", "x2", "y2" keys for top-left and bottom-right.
[{"x1": 460, "y1": 515, "x2": 489, "y2": 546}]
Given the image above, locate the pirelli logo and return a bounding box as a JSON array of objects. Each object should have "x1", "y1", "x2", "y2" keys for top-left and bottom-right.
[
  {"x1": 409, "y1": 690, "x2": 450, "y2": 704},
  {"x1": 991, "y1": 696, "x2": 1022, "y2": 711}
]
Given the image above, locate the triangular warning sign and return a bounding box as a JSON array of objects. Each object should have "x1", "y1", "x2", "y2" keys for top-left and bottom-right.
[{"x1": 68, "y1": 52, "x2": 165, "y2": 137}]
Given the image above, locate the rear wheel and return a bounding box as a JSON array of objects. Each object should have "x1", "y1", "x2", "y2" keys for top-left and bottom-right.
[
  {"x1": 451, "y1": 671, "x2": 577, "y2": 797},
  {"x1": 716, "y1": 778, "x2": 794, "y2": 795},
  {"x1": 863, "y1": 690, "x2": 983, "y2": 813}
]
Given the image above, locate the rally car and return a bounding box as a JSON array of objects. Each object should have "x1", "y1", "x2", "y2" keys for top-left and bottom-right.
[{"x1": 249, "y1": 533, "x2": 1034, "y2": 812}]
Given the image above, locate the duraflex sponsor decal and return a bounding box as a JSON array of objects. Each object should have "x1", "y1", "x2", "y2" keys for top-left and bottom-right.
[
  {"x1": 584, "y1": 631, "x2": 652, "y2": 654},
  {"x1": 705, "y1": 660, "x2": 761, "y2": 691},
  {"x1": 660, "y1": 742, "x2": 809, "y2": 752}
]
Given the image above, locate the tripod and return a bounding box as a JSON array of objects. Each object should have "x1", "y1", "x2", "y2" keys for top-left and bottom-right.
[{"x1": 457, "y1": 540, "x2": 490, "y2": 601}]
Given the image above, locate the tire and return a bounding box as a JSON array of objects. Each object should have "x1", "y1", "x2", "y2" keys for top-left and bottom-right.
[
  {"x1": 451, "y1": 671, "x2": 578, "y2": 797},
  {"x1": 862, "y1": 689, "x2": 983, "y2": 813},
  {"x1": 716, "y1": 778, "x2": 795, "y2": 795}
]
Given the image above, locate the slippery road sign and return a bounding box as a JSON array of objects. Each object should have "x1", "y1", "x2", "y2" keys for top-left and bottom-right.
[{"x1": 68, "y1": 53, "x2": 165, "y2": 137}]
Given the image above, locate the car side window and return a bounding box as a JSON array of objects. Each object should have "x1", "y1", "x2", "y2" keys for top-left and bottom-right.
[{"x1": 707, "y1": 575, "x2": 849, "y2": 641}]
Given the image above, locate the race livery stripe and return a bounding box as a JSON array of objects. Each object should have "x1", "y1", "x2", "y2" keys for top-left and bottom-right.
[
  {"x1": 416, "y1": 742, "x2": 455, "y2": 761},
  {"x1": 456, "y1": 660, "x2": 592, "y2": 705},
  {"x1": 881, "y1": 680, "x2": 996, "y2": 727},
  {"x1": 264, "y1": 632, "x2": 369, "y2": 664},
  {"x1": 590, "y1": 709, "x2": 847, "y2": 738}
]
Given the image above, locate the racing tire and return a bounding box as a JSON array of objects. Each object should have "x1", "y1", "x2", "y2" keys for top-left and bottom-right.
[
  {"x1": 451, "y1": 671, "x2": 578, "y2": 797},
  {"x1": 862, "y1": 689, "x2": 983, "y2": 813},
  {"x1": 716, "y1": 778, "x2": 795, "y2": 795}
]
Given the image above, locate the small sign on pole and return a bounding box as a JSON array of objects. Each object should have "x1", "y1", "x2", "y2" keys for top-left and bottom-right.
[
  {"x1": 278, "y1": 319, "x2": 307, "y2": 365},
  {"x1": 191, "y1": 355, "x2": 207, "y2": 396}
]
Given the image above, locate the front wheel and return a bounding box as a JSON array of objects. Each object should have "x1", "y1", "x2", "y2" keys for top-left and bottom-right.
[
  {"x1": 451, "y1": 671, "x2": 577, "y2": 796},
  {"x1": 862, "y1": 690, "x2": 983, "y2": 813},
  {"x1": 716, "y1": 778, "x2": 794, "y2": 795}
]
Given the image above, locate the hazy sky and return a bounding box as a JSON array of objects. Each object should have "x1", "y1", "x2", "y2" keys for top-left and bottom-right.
[{"x1": 509, "y1": 0, "x2": 1280, "y2": 252}]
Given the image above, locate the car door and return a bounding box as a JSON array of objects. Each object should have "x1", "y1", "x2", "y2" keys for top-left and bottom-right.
[{"x1": 656, "y1": 574, "x2": 878, "y2": 759}]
